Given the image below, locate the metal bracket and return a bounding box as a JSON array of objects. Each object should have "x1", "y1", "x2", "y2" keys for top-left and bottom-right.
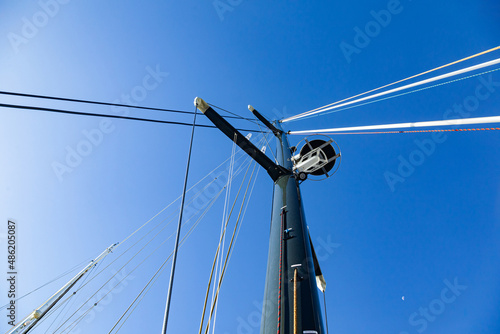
[
  {"x1": 284, "y1": 228, "x2": 294, "y2": 240},
  {"x1": 290, "y1": 264, "x2": 304, "y2": 281}
]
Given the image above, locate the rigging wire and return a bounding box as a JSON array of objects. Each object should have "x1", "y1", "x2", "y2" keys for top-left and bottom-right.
[
  {"x1": 12, "y1": 134, "x2": 265, "y2": 334},
  {"x1": 0, "y1": 258, "x2": 90, "y2": 311},
  {"x1": 0, "y1": 102, "x2": 260, "y2": 133},
  {"x1": 112, "y1": 132, "x2": 262, "y2": 262},
  {"x1": 108, "y1": 184, "x2": 228, "y2": 334},
  {"x1": 252, "y1": 112, "x2": 279, "y2": 163},
  {"x1": 283, "y1": 58, "x2": 500, "y2": 122},
  {"x1": 207, "y1": 130, "x2": 270, "y2": 334},
  {"x1": 293, "y1": 67, "x2": 500, "y2": 122},
  {"x1": 24, "y1": 259, "x2": 104, "y2": 334},
  {"x1": 27, "y1": 263, "x2": 101, "y2": 334},
  {"x1": 162, "y1": 106, "x2": 198, "y2": 334},
  {"x1": 57, "y1": 267, "x2": 101, "y2": 330},
  {"x1": 53, "y1": 151, "x2": 259, "y2": 334},
  {"x1": 71, "y1": 179, "x2": 232, "y2": 334},
  {"x1": 42, "y1": 264, "x2": 99, "y2": 334},
  {"x1": 288, "y1": 115, "x2": 500, "y2": 135},
  {"x1": 1, "y1": 111, "x2": 268, "y2": 333},
  {"x1": 58, "y1": 305, "x2": 93, "y2": 334},
  {"x1": 0, "y1": 90, "x2": 249, "y2": 120},
  {"x1": 210, "y1": 134, "x2": 237, "y2": 334},
  {"x1": 64, "y1": 209, "x2": 179, "y2": 302},
  {"x1": 37, "y1": 134, "x2": 260, "y2": 307},
  {"x1": 56, "y1": 224, "x2": 183, "y2": 334},
  {"x1": 111, "y1": 135, "x2": 269, "y2": 334},
  {"x1": 198, "y1": 158, "x2": 255, "y2": 334},
  {"x1": 323, "y1": 291, "x2": 330, "y2": 334},
  {"x1": 117, "y1": 135, "x2": 260, "y2": 249},
  {"x1": 226, "y1": 163, "x2": 261, "y2": 266},
  {"x1": 208, "y1": 102, "x2": 260, "y2": 125},
  {"x1": 56, "y1": 197, "x2": 191, "y2": 309},
  {"x1": 52, "y1": 168, "x2": 245, "y2": 333},
  {"x1": 51, "y1": 179, "x2": 246, "y2": 334},
  {"x1": 5, "y1": 41, "x2": 498, "y2": 334},
  {"x1": 51, "y1": 219, "x2": 178, "y2": 334},
  {"x1": 277, "y1": 208, "x2": 285, "y2": 334},
  {"x1": 203, "y1": 161, "x2": 258, "y2": 334},
  {"x1": 198, "y1": 132, "x2": 269, "y2": 334},
  {"x1": 321, "y1": 127, "x2": 500, "y2": 135},
  {"x1": 282, "y1": 46, "x2": 500, "y2": 122}
]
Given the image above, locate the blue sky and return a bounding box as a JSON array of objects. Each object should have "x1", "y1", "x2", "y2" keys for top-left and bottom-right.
[{"x1": 0, "y1": 1, "x2": 499, "y2": 333}]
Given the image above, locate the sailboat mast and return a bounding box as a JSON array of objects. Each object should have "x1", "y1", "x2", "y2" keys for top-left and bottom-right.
[
  {"x1": 260, "y1": 121, "x2": 325, "y2": 334},
  {"x1": 7, "y1": 243, "x2": 118, "y2": 334},
  {"x1": 194, "y1": 98, "x2": 325, "y2": 333}
]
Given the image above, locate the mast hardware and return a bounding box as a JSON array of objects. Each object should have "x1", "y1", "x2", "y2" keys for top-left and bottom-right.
[
  {"x1": 290, "y1": 264, "x2": 304, "y2": 282},
  {"x1": 194, "y1": 97, "x2": 326, "y2": 332},
  {"x1": 248, "y1": 105, "x2": 283, "y2": 136},
  {"x1": 291, "y1": 135, "x2": 341, "y2": 180},
  {"x1": 284, "y1": 228, "x2": 294, "y2": 240},
  {"x1": 195, "y1": 97, "x2": 291, "y2": 182}
]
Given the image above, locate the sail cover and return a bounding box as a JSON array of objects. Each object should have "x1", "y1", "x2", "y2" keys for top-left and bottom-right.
[{"x1": 309, "y1": 233, "x2": 327, "y2": 292}]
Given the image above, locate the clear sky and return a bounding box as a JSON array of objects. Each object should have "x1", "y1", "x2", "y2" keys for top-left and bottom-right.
[{"x1": 0, "y1": 1, "x2": 499, "y2": 334}]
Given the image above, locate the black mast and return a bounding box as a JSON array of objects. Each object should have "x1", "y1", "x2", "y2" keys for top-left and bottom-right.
[{"x1": 194, "y1": 98, "x2": 325, "y2": 334}]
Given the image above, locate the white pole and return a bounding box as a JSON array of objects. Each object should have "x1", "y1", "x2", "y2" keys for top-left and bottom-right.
[{"x1": 6, "y1": 243, "x2": 118, "y2": 334}]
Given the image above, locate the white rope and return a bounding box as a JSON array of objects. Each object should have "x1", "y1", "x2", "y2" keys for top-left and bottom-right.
[
  {"x1": 284, "y1": 46, "x2": 500, "y2": 122},
  {"x1": 115, "y1": 134, "x2": 264, "y2": 250},
  {"x1": 282, "y1": 57, "x2": 500, "y2": 123},
  {"x1": 30, "y1": 133, "x2": 267, "y2": 334},
  {"x1": 108, "y1": 185, "x2": 228, "y2": 334},
  {"x1": 293, "y1": 67, "x2": 500, "y2": 122},
  {"x1": 52, "y1": 140, "x2": 262, "y2": 334},
  {"x1": 117, "y1": 132, "x2": 266, "y2": 249},
  {"x1": 288, "y1": 115, "x2": 500, "y2": 135},
  {"x1": 226, "y1": 165, "x2": 261, "y2": 266},
  {"x1": 210, "y1": 135, "x2": 237, "y2": 334},
  {"x1": 203, "y1": 161, "x2": 258, "y2": 334}
]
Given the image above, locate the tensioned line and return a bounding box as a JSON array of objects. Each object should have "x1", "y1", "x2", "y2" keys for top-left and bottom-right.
[
  {"x1": 0, "y1": 90, "x2": 253, "y2": 121},
  {"x1": 283, "y1": 46, "x2": 500, "y2": 122},
  {"x1": 0, "y1": 102, "x2": 260, "y2": 133},
  {"x1": 283, "y1": 58, "x2": 500, "y2": 122},
  {"x1": 316, "y1": 127, "x2": 500, "y2": 135},
  {"x1": 293, "y1": 67, "x2": 500, "y2": 122},
  {"x1": 282, "y1": 48, "x2": 500, "y2": 123},
  {"x1": 288, "y1": 116, "x2": 500, "y2": 135}
]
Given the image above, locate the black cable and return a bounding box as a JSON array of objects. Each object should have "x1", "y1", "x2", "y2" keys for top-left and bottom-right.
[
  {"x1": 0, "y1": 103, "x2": 260, "y2": 133},
  {"x1": 323, "y1": 291, "x2": 329, "y2": 334},
  {"x1": 161, "y1": 106, "x2": 198, "y2": 334},
  {"x1": 208, "y1": 102, "x2": 260, "y2": 125},
  {"x1": 0, "y1": 90, "x2": 251, "y2": 120}
]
